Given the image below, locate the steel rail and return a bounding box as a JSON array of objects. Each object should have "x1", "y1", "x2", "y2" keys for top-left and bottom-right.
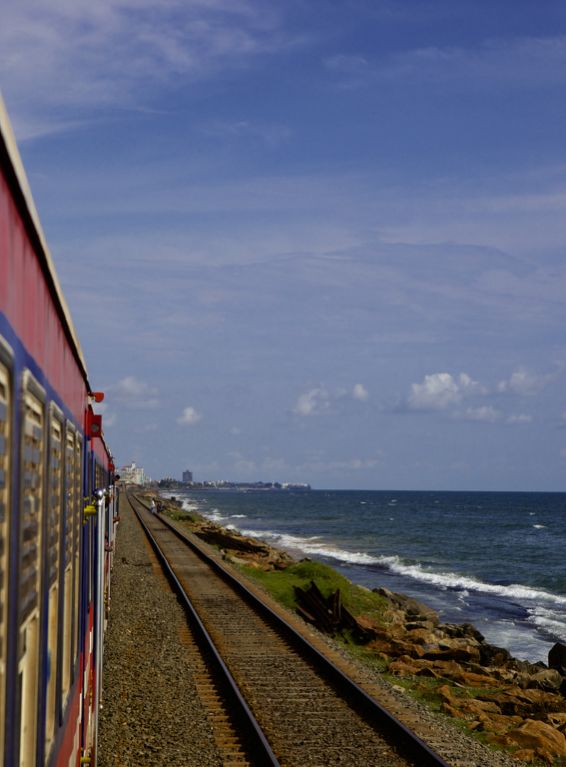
[
  {"x1": 132, "y1": 493, "x2": 452, "y2": 767},
  {"x1": 128, "y1": 492, "x2": 280, "y2": 767}
]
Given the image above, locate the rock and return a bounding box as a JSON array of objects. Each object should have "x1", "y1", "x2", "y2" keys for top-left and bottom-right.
[
  {"x1": 479, "y1": 642, "x2": 512, "y2": 667},
  {"x1": 548, "y1": 642, "x2": 566, "y2": 675},
  {"x1": 403, "y1": 627, "x2": 438, "y2": 645},
  {"x1": 428, "y1": 659, "x2": 467, "y2": 678},
  {"x1": 477, "y1": 686, "x2": 565, "y2": 717},
  {"x1": 547, "y1": 712, "x2": 566, "y2": 732},
  {"x1": 196, "y1": 526, "x2": 270, "y2": 554},
  {"x1": 474, "y1": 712, "x2": 522, "y2": 735},
  {"x1": 516, "y1": 668, "x2": 564, "y2": 692},
  {"x1": 440, "y1": 622, "x2": 485, "y2": 642},
  {"x1": 449, "y1": 669, "x2": 501, "y2": 688},
  {"x1": 422, "y1": 643, "x2": 480, "y2": 664},
  {"x1": 389, "y1": 658, "x2": 422, "y2": 676},
  {"x1": 506, "y1": 719, "x2": 566, "y2": 762},
  {"x1": 373, "y1": 588, "x2": 439, "y2": 624}
]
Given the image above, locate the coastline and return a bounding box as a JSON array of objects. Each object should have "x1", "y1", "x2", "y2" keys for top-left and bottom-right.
[{"x1": 154, "y1": 491, "x2": 566, "y2": 765}]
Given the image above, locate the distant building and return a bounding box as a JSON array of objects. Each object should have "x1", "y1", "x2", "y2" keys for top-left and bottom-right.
[
  {"x1": 120, "y1": 461, "x2": 148, "y2": 485},
  {"x1": 182, "y1": 469, "x2": 193, "y2": 484}
]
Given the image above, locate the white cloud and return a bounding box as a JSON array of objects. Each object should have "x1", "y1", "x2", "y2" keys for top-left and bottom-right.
[
  {"x1": 507, "y1": 413, "x2": 532, "y2": 424},
  {"x1": 294, "y1": 382, "x2": 369, "y2": 416},
  {"x1": 352, "y1": 383, "x2": 369, "y2": 401},
  {"x1": 327, "y1": 35, "x2": 566, "y2": 91},
  {"x1": 1, "y1": 1, "x2": 285, "y2": 138},
  {"x1": 106, "y1": 375, "x2": 160, "y2": 409},
  {"x1": 293, "y1": 387, "x2": 331, "y2": 416},
  {"x1": 177, "y1": 406, "x2": 202, "y2": 426},
  {"x1": 408, "y1": 372, "x2": 484, "y2": 411},
  {"x1": 460, "y1": 406, "x2": 501, "y2": 423},
  {"x1": 497, "y1": 368, "x2": 552, "y2": 396}
]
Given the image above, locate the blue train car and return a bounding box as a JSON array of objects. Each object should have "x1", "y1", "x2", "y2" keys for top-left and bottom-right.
[{"x1": 0, "y1": 95, "x2": 117, "y2": 766}]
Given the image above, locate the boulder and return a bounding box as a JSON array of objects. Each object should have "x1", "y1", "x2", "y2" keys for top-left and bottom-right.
[
  {"x1": 440, "y1": 622, "x2": 485, "y2": 642},
  {"x1": 422, "y1": 642, "x2": 480, "y2": 664},
  {"x1": 548, "y1": 642, "x2": 566, "y2": 675},
  {"x1": 474, "y1": 712, "x2": 522, "y2": 735},
  {"x1": 479, "y1": 642, "x2": 512, "y2": 667},
  {"x1": 389, "y1": 658, "x2": 422, "y2": 676},
  {"x1": 403, "y1": 627, "x2": 439, "y2": 645},
  {"x1": 506, "y1": 719, "x2": 566, "y2": 762},
  {"x1": 428, "y1": 659, "x2": 468, "y2": 677},
  {"x1": 477, "y1": 686, "x2": 565, "y2": 717},
  {"x1": 516, "y1": 668, "x2": 564, "y2": 692},
  {"x1": 373, "y1": 588, "x2": 440, "y2": 624},
  {"x1": 547, "y1": 712, "x2": 566, "y2": 732},
  {"x1": 448, "y1": 669, "x2": 501, "y2": 688}
]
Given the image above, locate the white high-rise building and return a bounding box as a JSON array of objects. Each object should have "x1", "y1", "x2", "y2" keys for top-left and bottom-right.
[{"x1": 120, "y1": 462, "x2": 148, "y2": 485}]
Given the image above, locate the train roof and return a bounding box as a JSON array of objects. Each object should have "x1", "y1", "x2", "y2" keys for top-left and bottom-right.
[{"x1": 0, "y1": 93, "x2": 90, "y2": 387}]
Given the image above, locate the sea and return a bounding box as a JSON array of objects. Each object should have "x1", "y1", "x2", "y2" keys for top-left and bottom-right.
[{"x1": 165, "y1": 489, "x2": 566, "y2": 665}]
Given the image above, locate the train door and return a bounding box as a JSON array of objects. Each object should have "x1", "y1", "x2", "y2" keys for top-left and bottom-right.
[
  {"x1": 0, "y1": 339, "x2": 13, "y2": 763},
  {"x1": 17, "y1": 372, "x2": 45, "y2": 767}
]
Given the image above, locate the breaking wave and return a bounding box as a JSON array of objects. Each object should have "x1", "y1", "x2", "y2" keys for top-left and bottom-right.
[{"x1": 236, "y1": 526, "x2": 566, "y2": 609}]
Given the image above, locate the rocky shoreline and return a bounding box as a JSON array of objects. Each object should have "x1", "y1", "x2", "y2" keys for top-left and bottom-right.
[{"x1": 157, "y1": 494, "x2": 566, "y2": 765}]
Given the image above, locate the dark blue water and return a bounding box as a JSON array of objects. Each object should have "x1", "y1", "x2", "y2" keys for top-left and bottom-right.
[{"x1": 168, "y1": 489, "x2": 566, "y2": 663}]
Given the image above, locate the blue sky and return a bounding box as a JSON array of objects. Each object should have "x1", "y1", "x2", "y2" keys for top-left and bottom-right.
[{"x1": 3, "y1": 0, "x2": 566, "y2": 490}]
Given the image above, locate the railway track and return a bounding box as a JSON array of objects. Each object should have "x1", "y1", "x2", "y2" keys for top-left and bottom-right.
[{"x1": 128, "y1": 491, "x2": 452, "y2": 767}]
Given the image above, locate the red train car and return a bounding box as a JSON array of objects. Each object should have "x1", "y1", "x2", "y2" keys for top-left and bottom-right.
[{"x1": 0, "y1": 95, "x2": 117, "y2": 765}]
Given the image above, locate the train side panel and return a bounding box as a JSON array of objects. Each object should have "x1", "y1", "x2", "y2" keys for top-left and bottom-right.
[{"x1": 1, "y1": 98, "x2": 115, "y2": 767}]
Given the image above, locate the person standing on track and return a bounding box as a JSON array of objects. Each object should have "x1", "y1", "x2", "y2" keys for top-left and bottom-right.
[{"x1": 150, "y1": 498, "x2": 156, "y2": 514}]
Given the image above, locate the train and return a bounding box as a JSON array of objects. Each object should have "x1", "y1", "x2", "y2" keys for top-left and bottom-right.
[{"x1": 0, "y1": 94, "x2": 117, "y2": 765}]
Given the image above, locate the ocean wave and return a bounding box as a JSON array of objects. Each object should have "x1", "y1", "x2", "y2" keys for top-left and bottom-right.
[
  {"x1": 230, "y1": 514, "x2": 247, "y2": 518},
  {"x1": 532, "y1": 524, "x2": 546, "y2": 529},
  {"x1": 528, "y1": 606, "x2": 566, "y2": 637},
  {"x1": 237, "y1": 528, "x2": 380, "y2": 565},
  {"x1": 204, "y1": 508, "x2": 228, "y2": 522},
  {"x1": 180, "y1": 499, "x2": 201, "y2": 513},
  {"x1": 228, "y1": 524, "x2": 566, "y2": 610},
  {"x1": 375, "y1": 556, "x2": 566, "y2": 607}
]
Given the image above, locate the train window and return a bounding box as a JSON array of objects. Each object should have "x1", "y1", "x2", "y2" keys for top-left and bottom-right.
[
  {"x1": 45, "y1": 404, "x2": 63, "y2": 754},
  {"x1": 60, "y1": 424, "x2": 76, "y2": 708},
  {"x1": 18, "y1": 371, "x2": 45, "y2": 767},
  {"x1": 71, "y1": 436, "x2": 81, "y2": 678},
  {"x1": 0, "y1": 338, "x2": 13, "y2": 764}
]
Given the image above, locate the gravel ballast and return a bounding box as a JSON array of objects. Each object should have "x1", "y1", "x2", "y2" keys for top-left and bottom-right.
[{"x1": 98, "y1": 493, "x2": 222, "y2": 767}]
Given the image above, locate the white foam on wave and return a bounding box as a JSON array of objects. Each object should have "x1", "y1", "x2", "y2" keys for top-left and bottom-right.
[
  {"x1": 180, "y1": 499, "x2": 201, "y2": 513},
  {"x1": 237, "y1": 528, "x2": 380, "y2": 565},
  {"x1": 231, "y1": 514, "x2": 247, "y2": 518},
  {"x1": 220, "y1": 522, "x2": 566, "y2": 612},
  {"x1": 381, "y1": 556, "x2": 566, "y2": 606},
  {"x1": 532, "y1": 524, "x2": 546, "y2": 529},
  {"x1": 204, "y1": 508, "x2": 228, "y2": 523},
  {"x1": 528, "y1": 606, "x2": 566, "y2": 637}
]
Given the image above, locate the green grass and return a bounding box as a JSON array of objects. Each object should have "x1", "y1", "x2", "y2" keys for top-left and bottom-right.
[
  {"x1": 237, "y1": 558, "x2": 388, "y2": 624},
  {"x1": 163, "y1": 508, "x2": 199, "y2": 524}
]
